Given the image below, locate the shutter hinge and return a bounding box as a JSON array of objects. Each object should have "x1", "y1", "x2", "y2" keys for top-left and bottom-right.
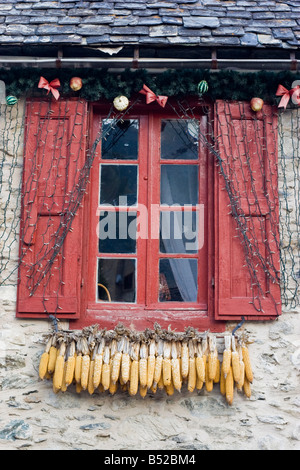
[{"x1": 211, "y1": 277, "x2": 215, "y2": 287}]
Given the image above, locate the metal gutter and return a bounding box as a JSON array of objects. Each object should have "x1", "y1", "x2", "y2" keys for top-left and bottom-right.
[{"x1": 0, "y1": 50, "x2": 298, "y2": 71}]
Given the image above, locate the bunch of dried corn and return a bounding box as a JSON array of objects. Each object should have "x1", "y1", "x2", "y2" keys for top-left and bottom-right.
[{"x1": 38, "y1": 323, "x2": 253, "y2": 403}]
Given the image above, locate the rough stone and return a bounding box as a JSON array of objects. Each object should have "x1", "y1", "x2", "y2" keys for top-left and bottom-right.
[
  {"x1": 0, "y1": 420, "x2": 32, "y2": 441},
  {"x1": 183, "y1": 16, "x2": 220, "y2": 28}
]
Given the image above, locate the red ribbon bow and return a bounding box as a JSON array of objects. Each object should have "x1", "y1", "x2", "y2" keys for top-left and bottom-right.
[
  {"x1": 38, "y1": 76, "x2": 61, "y2": 100},
  {"x1": 276, "y1": 84, "x2": 300, "y2": 109},
  {"x1": 139, "y1": 84, "x2": 168, "y2": 108}
]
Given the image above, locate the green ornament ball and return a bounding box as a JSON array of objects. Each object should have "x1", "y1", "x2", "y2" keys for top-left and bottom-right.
[
  {"x1": 197, "y1": 80, "x2": 209, "y2": 96},
  {"x1": 6, "y1": 95, "x2": 18, "y2": 106}
]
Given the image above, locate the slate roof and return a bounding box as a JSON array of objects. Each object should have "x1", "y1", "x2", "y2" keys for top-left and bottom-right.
[{"x1": 0, "y1": 0, "x2": 300, "y2": 50}]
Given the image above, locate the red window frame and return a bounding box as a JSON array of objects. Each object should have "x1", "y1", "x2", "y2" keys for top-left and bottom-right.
[{"x1": 74, "y1": 100, "x2": 222, "y2": 332}]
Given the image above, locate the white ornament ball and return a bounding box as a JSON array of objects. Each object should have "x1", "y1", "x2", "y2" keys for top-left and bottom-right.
[{"x1": 113, "y1": 95, "x2": 129, "y2": 112}]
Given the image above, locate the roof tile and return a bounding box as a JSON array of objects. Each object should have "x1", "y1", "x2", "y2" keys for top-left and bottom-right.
[{"x1": 0, "y1": 1, "x2": 299, "y2": 49}]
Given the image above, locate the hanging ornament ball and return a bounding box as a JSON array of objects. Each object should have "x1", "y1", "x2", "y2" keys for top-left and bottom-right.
[
  {"x1": 197, "y1": 80, "x2": 209, "y2": 96},
  {"x1": 250, "y1": 97, "x2": 264, "y2": 112},
  {"x1": 113, "y1": 95, "x2": 129, "y2": 112},
  {"x1": 6, "y1": 95, "x2": 18, "y2": 106},
  {"x1": 70, "y1": 77, "x2": 83, "y2": 92}
]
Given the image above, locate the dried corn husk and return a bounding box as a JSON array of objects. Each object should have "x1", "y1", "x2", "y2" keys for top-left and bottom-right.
[{"x1": 39, "y1": 322, "x2": 253, "y2": 405}]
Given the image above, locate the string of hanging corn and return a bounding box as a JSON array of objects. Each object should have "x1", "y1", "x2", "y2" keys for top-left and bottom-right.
[{"x1": 38, "y1": 323, "x2": 253, "y2": 405}]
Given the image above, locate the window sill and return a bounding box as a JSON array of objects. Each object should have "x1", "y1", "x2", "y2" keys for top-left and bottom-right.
[{"x1": 70, "y1": 305, "x2": 225, "y2": 332}]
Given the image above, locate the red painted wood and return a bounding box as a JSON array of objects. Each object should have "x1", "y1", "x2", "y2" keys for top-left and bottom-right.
[
  {"x1": 71, "y1": 102, "x2": 224, "y2": 332},
  {"x1": 16, "y1": 99, "x2": 87, "y2": 319},
  {"x1": 214, "y1": 101, "x2": 281, "y2": 320}
]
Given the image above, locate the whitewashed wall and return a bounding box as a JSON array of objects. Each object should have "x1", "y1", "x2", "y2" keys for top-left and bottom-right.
[{"x1": 0, "y1": 101, "x2": 299, "y2": 450}]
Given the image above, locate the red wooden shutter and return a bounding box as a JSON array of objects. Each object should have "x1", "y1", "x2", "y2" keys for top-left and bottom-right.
[
  {"x1": 214, "y1": 101, "x2": 281, "y2": 321},
  {"x1": 17, "y1": 99, "x2": 87, "y2": 319}
]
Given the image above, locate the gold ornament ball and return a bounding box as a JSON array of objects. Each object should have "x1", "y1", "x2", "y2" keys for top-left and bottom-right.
[
  {"x1": 113, "y1": 95, "x2": 129, "y2": 112},
  {"x1": 70, "y1": 77, "x2": 83, "y2": 91}
]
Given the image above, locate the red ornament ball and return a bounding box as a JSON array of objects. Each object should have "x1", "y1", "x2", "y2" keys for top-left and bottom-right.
[
  {"x1": 250, "y1": 97, "x2": 264, "y2": 112},
  {"x1": 70, "y1": 77, "x2": 83, "y2": 92}
]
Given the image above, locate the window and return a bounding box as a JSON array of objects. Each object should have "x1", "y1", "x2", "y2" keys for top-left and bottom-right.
[
  {"x1": 80, "y1": 105, "x2": 214, "y2": 330},
  {"x1": 17, "y1": 98, "x2": 281, "y2": 329}
]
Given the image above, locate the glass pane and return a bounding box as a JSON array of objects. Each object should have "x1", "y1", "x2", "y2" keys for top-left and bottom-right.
[
  {"x1": 98, "y1": 211, "x2": 137, "y2": 254},
  {"x1": 102, "y1": 119, "x2": 138, "y2": 160},
  {"x1": 161, "y1": 119, "x2": 199, "y2": 160},
  {"x1": 100, "y1": 164, "x2": 138, "y2": 206},
  {"x1": 159, "y1": 258, "x2": 198, "y2": 302},
  {"x1": 160, "y1": 164, "x2": 198, "y2": 206},
  {"x1": 160, "y1": 211, "x2": 198, "y2": 254},
  {"x1": 98, "y1": 258, "x2": 136, "y2": 303}
]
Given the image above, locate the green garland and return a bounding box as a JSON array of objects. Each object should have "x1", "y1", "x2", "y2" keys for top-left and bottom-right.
[{"x1": 2, "y1": 67, "x2": 300, "y2": 104}]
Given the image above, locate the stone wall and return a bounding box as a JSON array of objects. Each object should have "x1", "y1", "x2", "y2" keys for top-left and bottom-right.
[{"x1": 0, "y1": 102, "x2": 299, "y2": 451}]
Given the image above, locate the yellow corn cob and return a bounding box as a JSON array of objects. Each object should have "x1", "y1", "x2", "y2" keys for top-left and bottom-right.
[
  {"x1": 236, "y1": 361, "x2": 245, "y2": 391},
  {"x1": 157, "y1": 374, "x2": 164, "y2": 390},
  {"x1": 225, "y1": 366, "x2": 234, "y2": 406},
  {"x1": 153, "y1": 340, "x2": 163, "y2": 386},
  {"x1": 181, "y1": 342, "x2": 189, "y2": 379},
  {"x1": 187, "y1": 340, "x2": 196, "y2": 392},
  {"x1": 171, "y1": 341, "x2": 182, "y2": 392},
  {"x1": 139, "y1": 343, "x2": 148, "y2": 388},
  {"x1": 214, "y1": 358, "x2": 220, "y2": 384},
  {"x1": 81, "y1": 354, "x2": 90, "y2": 390},
  {"x1": 139, "y1": 384, "x2": 147, "y2": 398},
  {"x1": 243, "y1": 376, "x2": 251, "y2": 398},
  {"x1": 147, "y1": 339, "x2": 156, "y2": 389},
  {"x1": 129, "y1": 360, "x2": 139, "y2": 396},
  {"x1": 47, "y1": 339, "x2": 58, "y2": 375},
  {"x1": 52, "y1": 342, "x2": 66, "y2": 392},
  {"x1": 121, "y1": 337, "x2": 130, "y2": 384},
  {"x1": 61, "y1": 361, "x2": 68, "y2": 392},
  {"x1": 39, "y1": 339, "x2": 51, "y2": 379},
  {"x1": 109, "y1": 380, "x2": 118, "y2": 395},
  {"x1": 75, "y1": 354, "x2": 82, "y2": 384},
  {"x1": 128, "y1": 342, "x2": 140, "y2": 396},
  {"x1": 93, "y1": 338, "x2": 105, "y2": 389},
  {"x1": 150, "y1": 383, "x2": 157, "y2": 394},
  {"x1": 165, "y1": 380, "x2": 174, "y2": 396},
  {"x1": 39, "y1": 352, "x2": 49, "y2": 380},
  {"x1": 87, "y1": 359, "x2": 95, "y2": 395},
  {"x1": 196, "y1": 375, "x2": 204, "y2": 390},
  {"x1": 65, "y1": 341, "x2": 76, "y2": 386},
  {"x1": 220, "y1": 361, "x2": 226, "y2": 396},
  {"x1": 73, "y1": 337, "x2": 82, "y2": 384},
  {"x1": 242, "y1": 344, "x2": 253, "y2": 383},
  {"x1": 44, "y1": 371, "x2": 52, "y2": 380},
  {"x1": 231, "y1": 336, "x2": 240, "y2": 383},
  {"x1": 231, "y1": 351, "x2": 240, "y2": 383},
  {"x1": 222, "y1": 335, "x2": 232, "y2": 378},
  {"x1": 111, "y1": 351, "x2": 122, "y2": 384},
  {"x1": 111, "y1": 336, "x2": 124, "y2": 384},
  {"x1": 101, "y1": 345, "x2": 111, "y2": 391},
  {"x1": 207, "y1": 335, "x2": 218, "y2": 381},
  {"x1": 205, "y1": 360, "x2": 213, "y2": 392},
  {"x1": 39, "y1": 337, "x2": 54, "y2": 380},
  {"x1": 236, "y1": 345, "x2": 245, "y2": 390},
  {"x1": 188, "y1": 358, "x2": 196, "y2": 392},
  {"x1": 162, "y1": 341, "x2": 172, "y2": 386},
  {"x1": 76, "y1": 382, "x2": 82, "y2": 394},
  {"x1": 195, "y1": 342, "x2": 205, "y2": 383}
]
